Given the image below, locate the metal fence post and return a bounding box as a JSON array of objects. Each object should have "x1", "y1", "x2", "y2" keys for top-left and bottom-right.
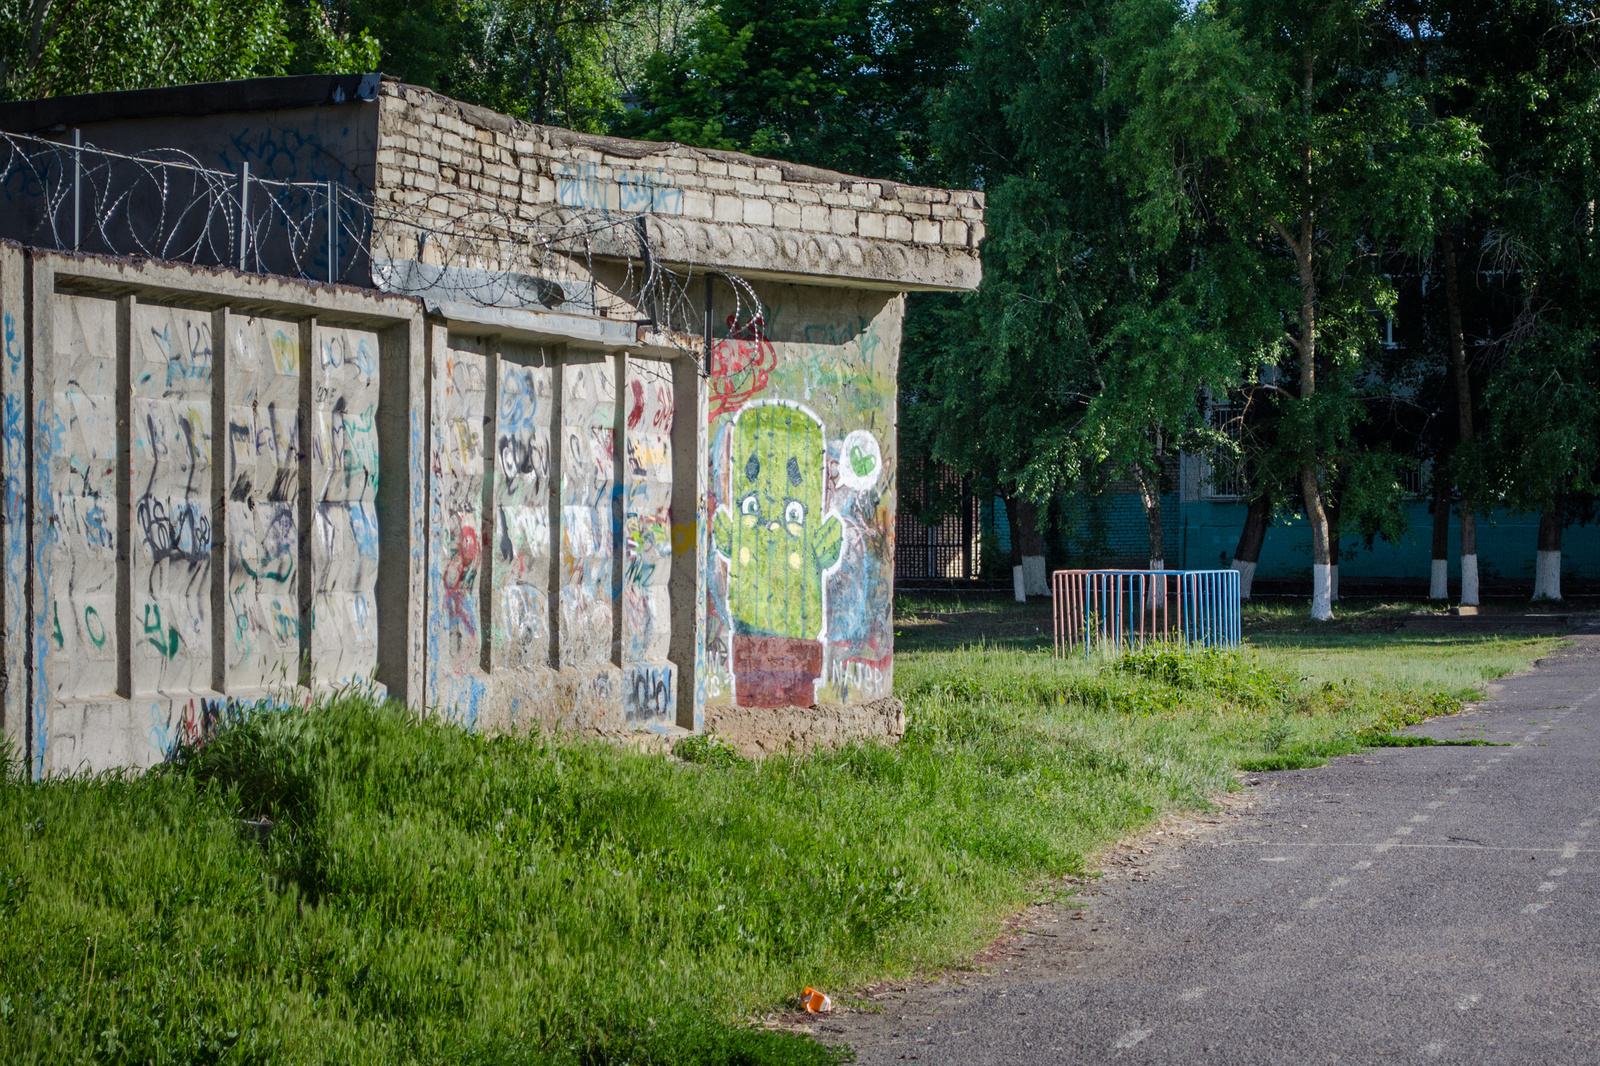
[
  {"x1": 702, "y1": 273, "x2": 713, "y2": 378},
  {"x1": 71, "y1": 128, "x2": 81, "y2": 251},
  {"x1": 237, "y1": 161, "x2": 251, "y2": 270},
  {"x1": 327, "y1": 180, "x2": 337, "y2": 283}
]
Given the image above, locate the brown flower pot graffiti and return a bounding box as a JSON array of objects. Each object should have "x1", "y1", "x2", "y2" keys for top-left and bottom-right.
[{"x1": 732, "y1": 635, "x2": 823, "y2": 708}]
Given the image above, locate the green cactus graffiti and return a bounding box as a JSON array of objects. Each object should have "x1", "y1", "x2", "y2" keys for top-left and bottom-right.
[{"x1": 713, "y1": 402, "x2": 843, "y2": 639}]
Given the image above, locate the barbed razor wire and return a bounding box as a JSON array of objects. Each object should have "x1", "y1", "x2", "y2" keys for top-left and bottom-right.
[{"x1": 0, "y1": 129, "x2": 766, "y2": 355}]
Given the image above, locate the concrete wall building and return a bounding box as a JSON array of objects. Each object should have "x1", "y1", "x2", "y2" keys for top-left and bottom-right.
[{"x1": 0, "y1": 74, "x2": 983, "y2": 775}]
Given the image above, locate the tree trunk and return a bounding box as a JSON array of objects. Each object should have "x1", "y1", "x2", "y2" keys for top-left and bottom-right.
[
  {"x1": 1133, "y1": 465, "x2": 1164, "y2": 571},
  {"x1": 1231, "y1": 493, "x2": 1272, "y2": 600},
  {"x1": 1430, "y1": 471, "x2": 1450, "y2": 599},
  {"x1": 1132, "y1": 463, "x2": 1166, "y2": 608},
  {"x1": 1441, "y1": 230, "x2": 1479, "y2": 606},
  {"x1": 1326, "y1": 501, "x2": 1341, "y2": 602},
  {"x1": 1007, "y1": 495, "x2": 1046, "y2": 602},
  {"x1": 1534, "y1": 498, "x2": 1563, "y2": 602},
  {"x1": 1290, "y1": 52, "x2": 1332, "y2": 621}
]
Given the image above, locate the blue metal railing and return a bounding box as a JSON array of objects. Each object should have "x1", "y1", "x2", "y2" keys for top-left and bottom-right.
[{"x1": 1052, "y1": 569, "x2": 1241, "y2": 656}]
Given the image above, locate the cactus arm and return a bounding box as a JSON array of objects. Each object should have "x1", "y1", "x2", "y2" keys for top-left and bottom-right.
[
  {"x1": 713, "y1": 508, "x2": 733, "y2": 558},
  {"x1": 813, "y1": 514, "x2": 843, "y2": 571}
]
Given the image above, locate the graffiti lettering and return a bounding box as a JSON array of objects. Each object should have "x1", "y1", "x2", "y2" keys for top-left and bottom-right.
[
  {"x1": 708, "y1": 313, "x2": 778, "y2": 421},
  {"x1": 143, "y1": 603, "x2": 180, "y2": 660},
  {"x1": 84, "y1": 605, "x2": 107, "y2": 648}
]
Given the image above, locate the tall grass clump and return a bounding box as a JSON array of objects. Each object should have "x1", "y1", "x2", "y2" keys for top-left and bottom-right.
[
  {"x1": 1, "y1": 674, "x2": 1236, "y2": 1066},
  {"x1": 0, "y1": 630, "x2": 1552, "y2": 1063}
]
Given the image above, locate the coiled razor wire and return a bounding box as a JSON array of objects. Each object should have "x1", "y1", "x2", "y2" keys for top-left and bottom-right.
[{"x1": 0, "y1": 129, "x2": 766, "y2": 351}]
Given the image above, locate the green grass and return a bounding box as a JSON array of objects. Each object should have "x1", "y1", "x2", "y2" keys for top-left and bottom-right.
[{"x1": 0, "y1": 619, "x2": 1557, "y2": 1064}]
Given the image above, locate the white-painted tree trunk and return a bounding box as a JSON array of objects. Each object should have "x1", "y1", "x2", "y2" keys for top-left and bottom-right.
[
  {"x1": 1310, "y1": 563, "x2": 1333, "y2": 621},
  {"x1": 1022, "y1": 556, "x2": 1048, "y2": 597},
  {"x1": 1230, "y1": 558, "x2": 1257, "y2": 600},
  {"x1": 1533, "y1": 551, "x2": 1562, "y2": 602},
  {"x1": 1430, "y1": 558, "x2": 1448, "y2": 600},
  {"x1": 1228, "y1": 557, "x2": 1254, "y2": 598},
  {"x1": 1013, "y1": 565, "x2": 1026, "y2": 603},
  {"x1": 1147, "y1": 557, "x2": 1165, "y2": 607},
  {"x1": 1024, "y1": 557, "x2": 1049, "y2": 598},
  {"x1": 1460, "y1": 553, "x2": 1479, "y2": 606}
]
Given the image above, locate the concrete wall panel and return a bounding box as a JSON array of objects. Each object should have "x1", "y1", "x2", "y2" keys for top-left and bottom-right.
[
  {"x1": 7, "y1": 238, "x2": 909, "y2": 772},
  {"x1": 47, "y1": 293, "x2": 121, "y2": 701},
  {"x1": 221, "y1": 314, "x2": 302, "y2": 694},
  {"x1": 622, "y1": 355, "x2": 675, "y2": 726},
  {"x1": 489, "y1": 349, "x2": 553, "y2": 671},
  {"x1": 309, "y1": 324, "x2": 381, "y2": 687},
  {"x1": 427, "y1": 336, "x2": 489, "y2": 722},
  {"x1": 130, "y1": 302, "x2": 215, "y2": 695},
  {"x1": 558, "y1": 359, "x2": 616, "y2": 668},
  {"x1": 705, "y1": 283, "x2": 900, "y2": 710},
  {"x1": 11, "y1": 249, "x2": 425, "y2": 775}
]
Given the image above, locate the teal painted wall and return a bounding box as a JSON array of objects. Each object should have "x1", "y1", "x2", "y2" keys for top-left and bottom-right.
[
  {"x1": 981, "y1": 492, "x2": 1599, "y2": 586},
  {"x1": 1176, "y1": 499, "x2": 1600, "y2": 585}
]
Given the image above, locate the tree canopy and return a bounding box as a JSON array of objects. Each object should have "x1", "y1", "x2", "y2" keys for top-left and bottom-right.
[{"x1": 6, "y1": 0, "x2": 1600, "y2": 611}]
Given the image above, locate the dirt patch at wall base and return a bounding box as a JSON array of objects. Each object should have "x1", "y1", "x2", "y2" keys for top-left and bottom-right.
[{"x1": 704, "y1": 698, "x2": 906, "y2": 758}]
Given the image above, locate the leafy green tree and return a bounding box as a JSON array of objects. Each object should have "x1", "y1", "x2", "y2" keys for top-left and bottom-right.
[
  {"x1": 900, "y1": 0, "x2": 1274, "y2": 595},
  {"x1": 1439, "y1": 1, "x2": 1600, "y2": 601},
  {"x1": 1108, "y1": 0, "x2": 1485, "y2": 618},
  {"x1": 618, "y1": 0, "x2": 969, "y2": 181},
  {"x1": 0, "y1": 0, "x2": 378, "y2": 100}
]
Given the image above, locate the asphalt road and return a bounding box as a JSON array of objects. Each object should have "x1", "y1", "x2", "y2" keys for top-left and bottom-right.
[{"x1": 809, "y1": 636, "x2": 1600, "y2": 1064}]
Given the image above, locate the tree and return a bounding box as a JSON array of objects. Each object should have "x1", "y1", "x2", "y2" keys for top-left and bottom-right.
[
  {"x1": 1109, "y1": 0, "x2": 1484, "y2": 618},
  {"x1": 618, "y1": 0, "x2": 969, "y2": 181},
  {"x1": 898, "y1": 0, "x2": 1278, "y2": 601},
  {"x1": 0, "y1": 0, "x2": 378, "y2": 100},
  {"x1": 1443, "y1": 1, "x2": 1600, "y2": 603},
  {"x1": 284, "y1": 0, "x2": 695, "y2": 132}
]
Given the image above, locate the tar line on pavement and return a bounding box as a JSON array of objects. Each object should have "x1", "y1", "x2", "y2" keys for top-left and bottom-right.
[{"x1": 800, "y1": 635, "x2": 1600, "y2": 1065}]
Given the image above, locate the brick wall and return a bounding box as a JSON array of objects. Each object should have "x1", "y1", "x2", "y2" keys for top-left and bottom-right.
[{"x1": 372, "y1": 82, "x2": 984, "y2": 291}]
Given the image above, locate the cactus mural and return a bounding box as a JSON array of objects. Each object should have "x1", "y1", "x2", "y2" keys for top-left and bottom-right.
[
  {"x1": 713, "y1": 401, "x2": 843, "y2": 706},
  {"x1": 703, "y1": 286, "x2": 902, "y2": 713}
]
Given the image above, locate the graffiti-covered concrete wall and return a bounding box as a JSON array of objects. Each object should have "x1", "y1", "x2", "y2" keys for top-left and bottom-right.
[
  {"x1": 0, "y1": 246, "x2": 426, "y2": 777},
  {"x1": 0, "y1": 76, "x2": 985, "y2": 774},
  {"x1": 703, "y1": 284, "x2": 900, "y2": 718}
]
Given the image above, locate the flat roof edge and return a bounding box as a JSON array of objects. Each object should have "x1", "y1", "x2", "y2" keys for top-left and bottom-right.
[{"x1": 0, "y1": 74, "x2": 382, "y2": 133}]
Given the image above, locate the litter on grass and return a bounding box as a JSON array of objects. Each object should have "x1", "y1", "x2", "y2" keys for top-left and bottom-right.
[{"x1": 802, "y1": 987, "x2": 833, "y2": 1013}]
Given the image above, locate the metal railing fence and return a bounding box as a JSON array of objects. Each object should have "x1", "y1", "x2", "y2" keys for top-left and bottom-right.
[{"x1": 1051, "y1": 569, "x2": 1241, "y2": 656}]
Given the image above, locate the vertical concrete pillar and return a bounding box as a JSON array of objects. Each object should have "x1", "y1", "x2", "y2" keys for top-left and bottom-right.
[
  {"x1": 374, "y1": 316, "x2": 428, "y2": 705},
  {"x1": 296, "y1": 317, "x2": 315, "y2": 690},
  {"x1": 0, "y1": 244, "x2": 26, "y2": 761},
  {"x1": 114, "y1": 296, "x2": 130, "y2": 701},
  {"x1": 668, "y1": 352, "x2": 706, "y2": 732},
  {"x1": 544, "y1": 349, "x2": 564, "y2": 671},
  {"x1": 25, "y1": 255, "x2": 50, "y2": 777},
  {"x1": 209, "y1": 308, "x2": 230, "y2": 696},
  {"x1": 478, "y1": 338, "x2": 500, "y2": 672}
]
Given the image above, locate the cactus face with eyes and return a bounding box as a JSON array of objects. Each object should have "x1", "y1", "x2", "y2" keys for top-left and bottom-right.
[{"x1": 713, "y1": 403, "x2": 842, "y2": 639}]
